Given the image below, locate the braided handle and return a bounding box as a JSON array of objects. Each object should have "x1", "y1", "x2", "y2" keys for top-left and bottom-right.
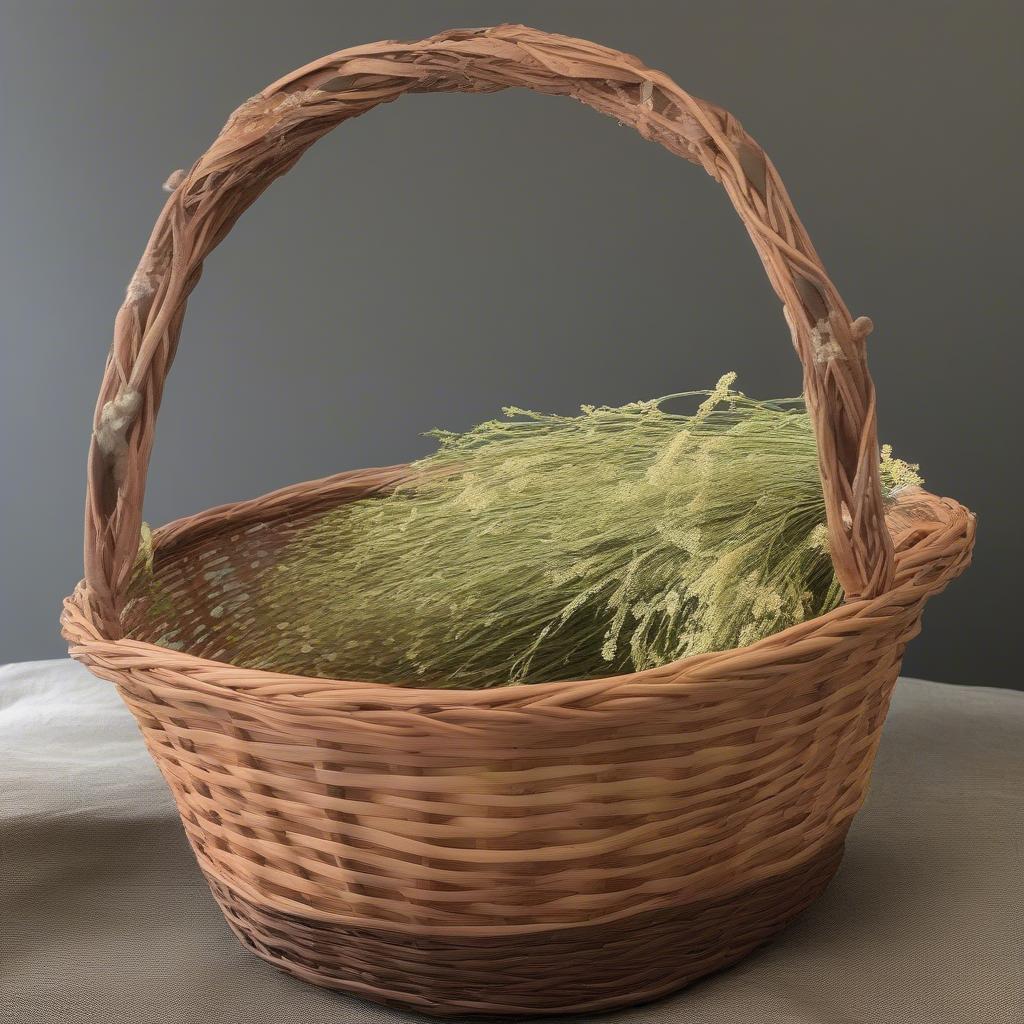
[{"x1": 84, "y1": 24, "x2": 894, "y2": 638}]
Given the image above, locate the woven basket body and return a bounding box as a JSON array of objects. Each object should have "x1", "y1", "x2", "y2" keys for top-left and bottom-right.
[{"x1": 63, "y1": 26, "x2": 974, "y2": 1017}]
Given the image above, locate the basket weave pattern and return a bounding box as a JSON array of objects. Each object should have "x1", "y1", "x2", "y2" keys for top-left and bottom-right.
[{"x1": 63, "y1": 25, "x2": 974, "y2": 1017}]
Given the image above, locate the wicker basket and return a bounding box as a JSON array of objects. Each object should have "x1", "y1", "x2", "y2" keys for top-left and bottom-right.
[{"x1": 62, "y1": 25, "x2": 975, "y2": 1018}]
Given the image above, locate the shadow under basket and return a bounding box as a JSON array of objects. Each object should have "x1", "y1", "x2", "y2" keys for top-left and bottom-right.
[{"x1": 64, "y1": 25, "x2": 974, "y2": 1018}]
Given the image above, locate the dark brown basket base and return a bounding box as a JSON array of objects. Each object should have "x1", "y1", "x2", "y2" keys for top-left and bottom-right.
[{"x1": 207, "y1": 834, "x2": 846, "y2": 1017}]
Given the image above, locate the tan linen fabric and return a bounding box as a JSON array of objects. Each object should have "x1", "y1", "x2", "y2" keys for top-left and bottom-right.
[{"x1": 1, "y1": 659, "x2": 1021, "y2": 1024}]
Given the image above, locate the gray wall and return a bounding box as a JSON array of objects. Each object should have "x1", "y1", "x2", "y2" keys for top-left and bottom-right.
[{"x1": 1, "y1": 1, "x2": 1019, "y2": 687}]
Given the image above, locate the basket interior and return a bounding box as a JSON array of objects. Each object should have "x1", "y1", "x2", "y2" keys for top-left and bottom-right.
[
  {"x1": 123, "y1": 499, "x2": 350, "y2": 675},
  {"x1": 121, "y1": 473, "x2": 967, "y2": 686}
]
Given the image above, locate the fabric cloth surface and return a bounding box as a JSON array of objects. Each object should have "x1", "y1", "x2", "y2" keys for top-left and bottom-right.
[{"x1": 1, "y1": 658, "x2": 1021, "y2": 1024}]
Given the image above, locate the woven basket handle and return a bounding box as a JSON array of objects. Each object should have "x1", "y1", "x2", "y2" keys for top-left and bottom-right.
[{"x1": 84, "y1": 24, "x2": 894, "y2": 637}]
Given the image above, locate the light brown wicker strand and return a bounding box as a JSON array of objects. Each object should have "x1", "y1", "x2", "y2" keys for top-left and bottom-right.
[
  {"x1": 64, "y1": 25, "x2": 976, "y2": 1017},
  {"x1": 85, "y1": 23, "x2": 893, "y2": 638}
]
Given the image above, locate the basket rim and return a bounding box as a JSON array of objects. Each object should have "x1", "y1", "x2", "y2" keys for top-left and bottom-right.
[{"x1": 63, "y1": 467, "x2": 975, "y2": 711}]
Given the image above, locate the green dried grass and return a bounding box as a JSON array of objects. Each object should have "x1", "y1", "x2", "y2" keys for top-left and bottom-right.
[{"x1": 227, "y1": 373, "x2": 919, "y2": 688}]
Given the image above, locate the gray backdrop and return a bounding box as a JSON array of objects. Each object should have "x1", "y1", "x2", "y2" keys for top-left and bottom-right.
[{"x1": 1, "y1": 1, "x2": 1019, "y2": 687}]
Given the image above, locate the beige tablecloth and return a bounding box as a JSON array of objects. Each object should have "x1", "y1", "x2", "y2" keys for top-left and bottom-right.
[{"x1": 2, "y1": 659, "x2": 1021, "y2": 1024}]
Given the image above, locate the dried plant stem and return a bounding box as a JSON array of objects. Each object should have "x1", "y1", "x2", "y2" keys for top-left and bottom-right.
[{"x1": 223, "y1": 376, "x2": 921, "y2": 689}]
